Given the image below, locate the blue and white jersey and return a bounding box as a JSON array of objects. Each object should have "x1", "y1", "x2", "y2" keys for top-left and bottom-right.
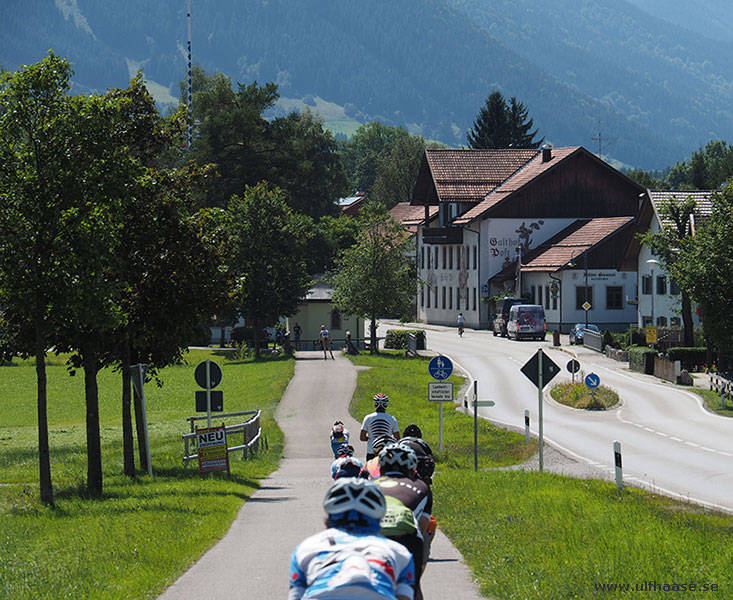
[
  {"x1": 288, "y1": 528, "x2": 415, "y2": 599},
  {"x1": 331, "y1": 456, "x2": 364, "y2": 479}
]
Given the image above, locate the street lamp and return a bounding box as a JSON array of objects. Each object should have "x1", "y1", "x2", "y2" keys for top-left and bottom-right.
[{"x1": 647, "y1": 258, "x2": 659, "y2": 327}]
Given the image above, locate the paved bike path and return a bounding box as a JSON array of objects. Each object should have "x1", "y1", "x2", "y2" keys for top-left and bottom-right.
[{"x1": 158, "y1": 351, "x2": 483, "y2": 599}]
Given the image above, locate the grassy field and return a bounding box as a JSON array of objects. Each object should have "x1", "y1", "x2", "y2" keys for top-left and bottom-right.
[
  {"x1": 0, "y1": 349, "x2": 292, "y2": 599},
  {"x1": 689, "y1": 387, "x2": 733, "y2": 418},
  {"x1": 349, "y1": 352, "x2": 733, "y2": 599}
]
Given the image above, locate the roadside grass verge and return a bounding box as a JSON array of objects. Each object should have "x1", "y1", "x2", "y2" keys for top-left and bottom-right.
[
  {"x1": 0, "y1": 349, "x2": 292, "y2": 599},
  {"x1": 349, "y1": 351, "x2": 733, "y2": 599},
  {"x1": 550, "y1": 381, "x2": 619, "y2": 410},
  {"x1": 348, "y1": 351, "x2": 537, "y2": 468},
  {"x1": 688, "y1": 387, "x2": 733, "y2": 418}
]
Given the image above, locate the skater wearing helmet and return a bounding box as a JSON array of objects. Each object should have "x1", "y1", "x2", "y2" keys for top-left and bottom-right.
[
  {"x1": 360, "y1": 393, "x2": 400, "y2": 461},
  {"x1": 288, "y1": 478, "x2": 415, "y2": 600}
]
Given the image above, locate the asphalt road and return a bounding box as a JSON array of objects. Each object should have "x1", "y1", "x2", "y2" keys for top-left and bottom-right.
[
  {"x1": 384, "y1": 320, "x2": 733, "y2": 514},
  {"x1": 157, "y1": 351, "x2": 484, "y2": 600}
]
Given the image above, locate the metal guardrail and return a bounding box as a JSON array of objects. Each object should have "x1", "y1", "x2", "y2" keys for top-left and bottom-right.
[
  {"x1": 584, "y1": 328, "x2": 603, "y2": 352},
  {"x1": 183, "y1": 410, "x2": 261, "y2": 463}
]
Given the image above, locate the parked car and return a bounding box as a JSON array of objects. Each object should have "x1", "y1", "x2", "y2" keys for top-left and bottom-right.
[
  {"x1": 506, "y1": 304, "x2": 546, "y2": 341},
  {"x1": 569, "y1": 323, "x2": 600, "y2": 345},
  {"x1": 492, "y1": 297, "x2": 523, "y2": 337}
]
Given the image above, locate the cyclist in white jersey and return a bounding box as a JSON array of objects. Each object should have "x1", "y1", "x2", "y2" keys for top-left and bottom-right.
[
  {"x1": 360, "y1": 393, "x2": 400, "y2": 461},
  {"x1": 288, "y1": 478, "x2": 415, "y2": 600}
]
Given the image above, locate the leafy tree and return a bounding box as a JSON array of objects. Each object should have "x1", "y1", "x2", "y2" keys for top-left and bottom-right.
[
  {"x1": 370, "y1": 132, "x2": 427, "y2": 209},
  {"x1": 340, "y1": 122, "x2": 407, "y2": 193},
  {"x1": 332, "y1": 202, "x2": 416, "y2": 353},
  {"x1": 0, "y1": 53, "x2": 137, "y2": 498},
  {"x1": 625, "y1": 169, "x2": 668, "y2": 190},
  {"x1": 466, "y1": 91, "x2": 543, "y2": 149},
  {"x1": 674, "y1": 187, "x2": 733, "y2": 365},
  {"x1": 308, "y1": 214, "x2": 361, "y2": 275},
  {"x1": 639, "y1": 194, "x2": 698, "y2": 346},
  {"x1": 227, "y1": 183, "x2": 313, "y2": 358},
  {"x1": 0, "y1": 53, "x2": 83, "y2": 505},
  {"x1": 269, "y1": 109, "x2": 348, "y2": 218},
  {"x1": 187, "y1": 68, "x2": 347, "y2": 218}
]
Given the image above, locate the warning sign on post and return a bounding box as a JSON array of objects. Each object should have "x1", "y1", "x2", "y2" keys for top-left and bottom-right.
[{"x1": 196, "y1": 425, "x2": 230, "y2": 473}]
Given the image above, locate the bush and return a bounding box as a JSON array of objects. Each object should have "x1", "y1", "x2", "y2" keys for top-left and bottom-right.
[
  {"x1": 384, "y1": 329, "x2": 426, "y2": 350},
  {"x1": 628, "y1": 345, "x2": 658, "y2": 373},
  {"x1": 667, "y1": 347, "x2": 707, "y2": 371}
]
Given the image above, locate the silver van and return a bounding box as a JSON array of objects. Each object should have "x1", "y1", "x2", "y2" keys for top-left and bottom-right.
[{"x1": 506, "y1": 304, "x2": 546, "y2": 341}]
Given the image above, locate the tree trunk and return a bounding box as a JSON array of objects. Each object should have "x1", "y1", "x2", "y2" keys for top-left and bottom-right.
[
  {"x1": 121, "y1": 342, "x2": 135, "y2": 478},
  {"x1": 254, "y1": 318, "x2": 261, "y2": 359},
  {"x1": 133, "y1": 381, "x2": 148, "y2": 471},
  {"x1": 681, "y1": 290, "x2": 694, "y2": 347},
  {"x1": 83, "y1": 349, "x2": 103, "y2": 495},
  {"x1": 370, "y1": 316, "x2": 378, "y2": 354},
  {"x1": 35, "y1": 321, "x2": 54, "y2": 506}
]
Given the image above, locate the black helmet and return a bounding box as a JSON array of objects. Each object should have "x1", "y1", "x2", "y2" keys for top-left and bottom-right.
[
  {"x1": 402, "y1": 423, "x2": 423, "y2": 438},
  {"x1": 400, "y1": 437, "x2": 435, "y2": 483}
]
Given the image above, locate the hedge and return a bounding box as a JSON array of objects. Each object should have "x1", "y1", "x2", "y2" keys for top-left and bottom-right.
[
  {"x1": 628, "y1": 345, "x2": 658, "y2": 372},
  {"x1": 667, "y1": 347, "x2": 707, "y2": 371},
  {"x1": 384, "y1": 329, "x2": 426, "y2": 350}
]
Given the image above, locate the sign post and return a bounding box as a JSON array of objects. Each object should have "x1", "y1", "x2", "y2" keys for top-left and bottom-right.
[
  {"x1": 473, "y1": 380, "x2": 478, "y2": 472},
  {"x1": 195, "y1": 360, "x2": 223, "y2": 427},
  {"x1": 428, "y1": 356, "x2": 453, "y2": 452},
  {"x1": 131, "y1": 363, "x2": 153, "y2": 477},
  {"x1": 428, "y1": 382, "x2": 453, "y2": 451},
  {"x1": 520, "y1": 349, "x2": 560, "y2": 472},
  {"x1": 613, "y1": 440, "x2": 623, "y2": 491}
]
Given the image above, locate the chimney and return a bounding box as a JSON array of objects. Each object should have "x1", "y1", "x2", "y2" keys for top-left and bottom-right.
[{"x1": 541, "y1": 144, "x2": 552, "y2": 163}]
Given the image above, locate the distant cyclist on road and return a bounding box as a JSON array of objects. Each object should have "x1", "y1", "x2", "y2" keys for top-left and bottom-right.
[
  {"x1": 288, "y1": 478, "x2": 415, "y2": 600},
  {"x1": 457, "y1": 312, "x2": 465, "y2": 337},
  {"x1": 331, "y1": 444, "x2": 365, "y2": 479},
  {"x1": 330, "y1": 421, "x2": 350, "y2": 457},
  {"x1": 360, "y1": 393, "x2": 400, "y2": 461}
]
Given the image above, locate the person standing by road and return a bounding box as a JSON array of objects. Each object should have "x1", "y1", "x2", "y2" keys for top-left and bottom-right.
[
  {"x1": 319, "y1": 324, "x2": 334, "y2": 360},
  {"x1": 293, "y1": 322, "x2": 302, "y2": 350},
  {"x1": 360, "y1": 393, "x2": 400, "y2": 461},
  {"x1": 288, "y1": 478, "x2": 415, "y2": 600}
]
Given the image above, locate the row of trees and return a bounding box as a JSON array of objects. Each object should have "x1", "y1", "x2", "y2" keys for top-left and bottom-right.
[
  {"x1": 627, "y1": 140, "x2": 733, "y2": 191},
  {"x1": 0, "y1": 55, "x2": 418, "y2": 506}
]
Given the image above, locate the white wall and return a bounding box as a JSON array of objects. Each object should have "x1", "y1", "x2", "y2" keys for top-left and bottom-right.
[{"x1": 637, "y1": 220, "x2": 701, "y2": 329}]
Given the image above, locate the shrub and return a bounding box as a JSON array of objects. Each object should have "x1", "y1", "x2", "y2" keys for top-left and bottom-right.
[
  {"x1": 384, "y1": 329, "x2": 426, "y2": 350},
  {"x1": 667, "y1": 347, "x2": 707, "y2": 371},
  {"x1": 628, "y1": 345, "x2": 658, "y2": 373}
]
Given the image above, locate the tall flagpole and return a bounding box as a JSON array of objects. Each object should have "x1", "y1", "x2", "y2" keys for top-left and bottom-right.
[{"x1": 187, "y1": 0, "x2": 193, "y2": 149}]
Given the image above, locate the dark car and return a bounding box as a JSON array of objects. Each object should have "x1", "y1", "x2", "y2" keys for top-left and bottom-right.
[
  {"x1": 569, "y1": 323, "x2": 600, "y2": 345},
  {"x1": 492, "y1": 297, "x2": 523, "y2": 337}
]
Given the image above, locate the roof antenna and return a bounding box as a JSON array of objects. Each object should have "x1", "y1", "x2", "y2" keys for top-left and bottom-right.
[{"x1": 591, "y1": 119, "x2": 617, "y2": 161}]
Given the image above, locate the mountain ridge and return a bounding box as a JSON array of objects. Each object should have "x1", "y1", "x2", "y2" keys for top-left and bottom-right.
[{"x1": 2, "y1": 0, "x2": 732, "y2": 171}]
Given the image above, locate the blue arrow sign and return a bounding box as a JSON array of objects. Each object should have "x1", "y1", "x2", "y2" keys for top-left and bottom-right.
[
  {"x1": 585, "y1": 373, "x2": 600, "y2": 389},
  {"x1": 428, "y1": 355, "x2": 453, "y2": 381}
]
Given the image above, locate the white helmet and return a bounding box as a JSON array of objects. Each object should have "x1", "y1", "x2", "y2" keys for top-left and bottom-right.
[
  {"x1": 373, "y1": 393, "x2": 389, "y2": 409},
  {"x1": 323, "y1": 477, "x2": 386, "y2": 520},
  {"x1": 378, "y1": 442, "x2": 418, "y2": 473}
]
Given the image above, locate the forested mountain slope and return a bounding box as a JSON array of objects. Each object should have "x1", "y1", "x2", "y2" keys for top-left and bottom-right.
[{"x1": 2, "y1": 0, "x2": 731, "y2": 170}]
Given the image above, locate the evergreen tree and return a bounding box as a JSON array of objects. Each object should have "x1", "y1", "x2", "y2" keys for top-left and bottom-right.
[{"x1": 466, "y1": 91, "x2": 542, "y2": 149}]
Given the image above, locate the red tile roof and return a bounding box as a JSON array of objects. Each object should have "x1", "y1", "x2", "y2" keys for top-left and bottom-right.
[
  {"x1": 521, "y1": 217, "x2": 634, "y2": 272},
  {"x1": 425, "y1": 148, "x2": 538, "y2": 204},
  {"x1": 648, "y1": 190, "x2": 714, "y2": 230},
  {"x1": 389, "y1": 202, "x2": 438, "y2": 232},
  {"x1": 454, "y1": 147, "x2": 582, "y2": 224}
]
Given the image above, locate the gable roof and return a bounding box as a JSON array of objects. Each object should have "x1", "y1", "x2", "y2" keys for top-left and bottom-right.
[
  {"x1": 454, "y1": 147, "x2": 585, "y2": 224},
  {"x1": 415, "y1": 148, "x2": 538, "y2": 205},
  {"x1": 389, "y1": 202, "x2": 439, "y2": 233},
  {"x1": 491, "y1": 217, "x2": 634, "y2": 281},
  {"x1": 619, "y1": 189, "x2": 716, "y2": 271}
]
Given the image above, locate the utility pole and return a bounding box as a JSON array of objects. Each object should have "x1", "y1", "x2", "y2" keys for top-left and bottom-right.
[{"x1": 187, "y1": 0, "x2": 193, "y2": 149}]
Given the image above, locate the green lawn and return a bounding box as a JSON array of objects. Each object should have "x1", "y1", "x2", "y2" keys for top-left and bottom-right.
[
  {"x1": 0, "y1": 349, "x2": 291, "y2": 599},
  {"x1": 349, "y1": 351, "x2": 733, "y2": 599}
]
